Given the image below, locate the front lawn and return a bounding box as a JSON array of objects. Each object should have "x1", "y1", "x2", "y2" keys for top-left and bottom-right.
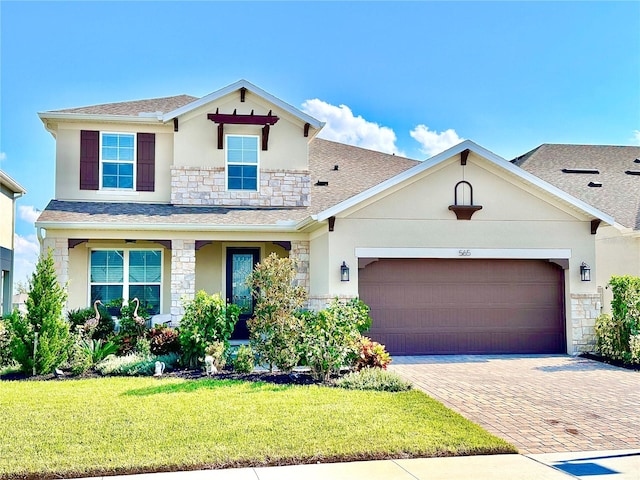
[{"x1": 0, "y1": 377, "x2": 515, "y2": 479}]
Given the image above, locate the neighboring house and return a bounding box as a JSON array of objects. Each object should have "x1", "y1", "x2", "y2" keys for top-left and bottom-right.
[
  {"x1": 514, "y1": 144, "x2": 640, "y2": 314},
  {"x1": 0, "y1": 170, "x2": 26, "y2": 316},
  {"x1": 36, "y1": 80, "x2": 612, "y2": 355}
]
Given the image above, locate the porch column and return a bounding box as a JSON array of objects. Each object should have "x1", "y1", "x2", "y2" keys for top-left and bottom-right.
[
  {"x1": 171, "y1": 239, "x2": 196, "y2": 325},
  {"x1": 42, "y1": 236, "x2": 69, "y2": 308},
  {"x1": 289, "y1": 240, "x2": 310, "y2": 292}
]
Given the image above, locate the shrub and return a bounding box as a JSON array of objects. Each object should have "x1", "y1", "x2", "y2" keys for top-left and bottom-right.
[
  {"x1": 353, "y1": 336, "x2": 392, "y2": 371},
  {"x1": 247, "y1": 253, "x2": 307, "y2": 372},
  {"x1": 595, "y1": 314, "x2": 627, "y2": 360},
  {"x1": 67, "y1": 304, "x2": 115, "y2": 340},
  {"x1": 7, "y1": 249, "x2": 70, "y2": 375},
  {"x1": 334, "y1": 368, "x2": 412, "y2": 392},
  {"x1": 96, "y1": 352, "x2": 179, "y2": 376},
  {"x1": 205, "y1": 341, "x2": 227, "y2": 370},
  {"x1": 630, "y1": 335, "x2": 640, "y2": 364},
  {"x1": 116, "y1": 299, "x2": 150, "y2": 338},
  {"x1": 135, "y1": 337, "x2": 152, "y2": 358},
  {"x1": 147, "y1": 325, "x2": 180, "y2": 355},
  {"x1": 68, "y1": 329, "x2": 93, "y2": 375},
  {"x1": 179, "y1": 291, "x2": 239, "y2": 368},
  {"x1": 234, "y1": 344, "x2": 255, "y2": 373},
  {"x1": 0, "y1": 319, "x2": 13, "y2": 367},
  {"x1": 300, "y1": 298, "x2": 373, "y2": 382}
]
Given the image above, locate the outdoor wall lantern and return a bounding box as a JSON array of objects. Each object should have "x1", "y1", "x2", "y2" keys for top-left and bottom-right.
[
  {"x1": 340, "y1": 261, "x2": 350, "y2": 282},
  {"x1": 580, "y1": 262, "x2": 591, "y2": 282}
]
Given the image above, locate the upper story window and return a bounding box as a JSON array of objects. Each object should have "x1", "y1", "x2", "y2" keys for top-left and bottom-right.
[
  {"x1": 101, "y1": 133, "x2": 135, "y2": 189},
  {"x1": 226, "y1": 135, "x2": 258, "y2": 191},
  {"x1": 80, "y1": 130, "x2": 155, "y2": 192}
]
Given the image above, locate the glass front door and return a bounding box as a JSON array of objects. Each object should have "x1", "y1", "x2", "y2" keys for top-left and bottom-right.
[{"x1": 226, "y1": 248, "x2": 260, "y2": 339}]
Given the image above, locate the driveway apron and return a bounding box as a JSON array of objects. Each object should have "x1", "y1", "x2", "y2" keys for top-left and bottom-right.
[{"x1": 389, "y1": 355, "x2": 640, "y2": 454}]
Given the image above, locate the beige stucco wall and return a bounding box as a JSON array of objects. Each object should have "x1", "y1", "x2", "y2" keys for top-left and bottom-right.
[
  {"x1": 0, "y1": 187, "x2": 14, "y2": 249},
  {"x1": 312, "y1": 153, "x2": 600, "y2": 353},
  {"x1": 173, "y1": 91, "x2": 310, "y2": 172},
  {"x1": 595, "y1": 225, "x2": 640, "y2": 314},
  {"x1": 54, "y1": 122, "x2": 174, "y2": 202}
]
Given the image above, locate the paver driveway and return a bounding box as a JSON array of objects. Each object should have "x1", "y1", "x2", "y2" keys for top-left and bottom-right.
[{"x1": 389, "y1": 355, "x2": 640, "y2": 454}]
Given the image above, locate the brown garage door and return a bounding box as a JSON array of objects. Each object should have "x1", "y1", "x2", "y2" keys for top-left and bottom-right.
[{"x1": 359, "y1": 258, "x2": 565, "y2": 355}]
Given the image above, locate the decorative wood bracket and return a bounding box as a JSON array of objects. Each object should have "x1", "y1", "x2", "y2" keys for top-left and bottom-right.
[
  {"x1": 68, "y1": 239, "x2": 88, "y2": 249},
  {"x1": 208, "y1": 108, "x2": 279, "y2": 150},
  {"x1": 460, "y1": 149, "x2": 470, "y2": 166},
  {"x1": 591, "y1": 219, "x2": 601, "y2": 235},
  {"x1": 240, "y1": 87, "x2": 247, "y2": 102},
  {"x1": 449, "y1": 180, "x2": 482, "y2": 220},
  {"x1": 304, "y1": 123, "x2": 310, "y2": 137},
  {"x1": 173, "y1": 118, "x2": 179, "y2": 132},
  {"x1": 272, "y1": 241, "x2": 292, "y2": 251},
  {"x1": 328, "y1": 216, "x2": 336, "y2": 232}
]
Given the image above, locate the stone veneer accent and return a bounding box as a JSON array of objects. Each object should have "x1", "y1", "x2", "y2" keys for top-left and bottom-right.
[
  {"x1": 289, "y1": 240, "x2": 310, "y2": 292},
  {"x1": 571, "y1": 292, "x2": 602, "y2": 353},
  {"x1": 307, "y1": 295, "x2": 358, "y2": 312},
  {"x1": 171, "y1": 239, "x2": 196, "y2": 325},
  {"x1": 42, "y1": 236, "x2": 69, "y2": 291},
  {"x1": 171, "y1": 167, "x2": 310, "y2": 207}
]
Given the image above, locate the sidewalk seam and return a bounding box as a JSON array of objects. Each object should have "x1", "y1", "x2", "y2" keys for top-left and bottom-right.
[
  {"x1": 524, "y1": 455, "x2": 581, "y2": 479},
  {"x1": 391, "y1": 459, "x2": 420, "y2": 480}
]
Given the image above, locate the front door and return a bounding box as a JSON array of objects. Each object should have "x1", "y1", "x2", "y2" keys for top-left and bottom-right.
[{"x1": 226, "y1": 248, "x2": 260, "y2": 339}]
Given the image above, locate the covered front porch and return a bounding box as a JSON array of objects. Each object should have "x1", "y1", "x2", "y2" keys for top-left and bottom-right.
[{"x1": 41, "y1": 235, "x2": 310, "y2": 333}]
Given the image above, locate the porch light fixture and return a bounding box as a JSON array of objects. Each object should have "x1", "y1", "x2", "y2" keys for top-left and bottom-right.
[
  {"x1": 340, "y1": 261, "x2": 350, "y2": 282},
  {"x1": 580, "y1": 262, "x2": 591, "y2": 282}
]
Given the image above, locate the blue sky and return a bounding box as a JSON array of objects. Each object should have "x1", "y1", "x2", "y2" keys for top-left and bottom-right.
[{"x1": 1, "y1": 1, "x2": 639, "y2": 286}]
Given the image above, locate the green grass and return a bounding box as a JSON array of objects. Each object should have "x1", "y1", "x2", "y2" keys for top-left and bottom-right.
[{"x1": 0, "y1": 377, "x2": 515, "y2": 479}]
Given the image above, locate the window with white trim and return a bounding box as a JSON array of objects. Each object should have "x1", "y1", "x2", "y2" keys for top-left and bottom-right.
[
  {"x1": 226, "y1": 135, "x2": 258, "y2": 191},
  {"x1": 90, "y1": 249, "x2": 162, "y2": 314},
  {"x1": 101, "y1": 133, "x2": 135, "y2": 189}
]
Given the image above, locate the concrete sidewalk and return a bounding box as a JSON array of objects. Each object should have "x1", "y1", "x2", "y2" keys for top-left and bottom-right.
[{"x1": 73, "y1": 451, "x2": 640, "y2": 480}]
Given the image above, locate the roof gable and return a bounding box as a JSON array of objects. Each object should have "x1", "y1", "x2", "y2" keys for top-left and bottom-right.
[
  {"x1": 313, "y1": 140, "x2": 614, "y2": 226},
  {"x1": 163, "y1": 80, "x2": 324, "y2": 129}
]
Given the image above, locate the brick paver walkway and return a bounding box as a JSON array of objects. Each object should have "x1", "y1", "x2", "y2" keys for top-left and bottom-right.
[{"x1": 389, "y1": 355, "x2": 640, "y2": 454}]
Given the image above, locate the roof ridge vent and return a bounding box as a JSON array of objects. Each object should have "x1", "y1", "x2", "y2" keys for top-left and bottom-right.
[
  {"x1": 588, "y1": 181, "x2": 602, "y2": 187},
  {"x1": 625, "y1": 170, "x2": 640, "y2": 176},
  {"x1": 315, "y1": 180, "x2": 329, "y2": 186},
  {"x1": 561, "y1": 168, "x2": 599, "y2": 174},
  {"x1": 634, "y1": 158, "x2": 640, "y2": 163}
]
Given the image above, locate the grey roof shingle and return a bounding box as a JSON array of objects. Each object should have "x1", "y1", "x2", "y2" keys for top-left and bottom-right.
[
  {"x1": 51, "y1": 95, "x2": 199, "y2": 116},
  {"x1": 38, "y1": 138, "x2": 420, "y2": 227},
  {"x1": 513, "y1": 144, "x2": 640, "y2": 230}
]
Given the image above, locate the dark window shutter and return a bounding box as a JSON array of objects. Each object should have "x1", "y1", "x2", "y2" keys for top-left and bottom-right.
[
  {"x1": 136, "y1": 133, "x2": 155, "y2": 192},
  {"x1": 80, "y1": 130, "x2": 99, "y2": 190}
]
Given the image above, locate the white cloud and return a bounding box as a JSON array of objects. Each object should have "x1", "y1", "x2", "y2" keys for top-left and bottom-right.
[
  {"x1": 13, "y1": 234, "x2": 40, "y2": 289},
  {"x1": 18, "y1": 205, "x2": 41, "y2": 224},
  {"x1": 0, "y1": 152, "x2": 6, "y2": 162},
  {"x1": 410, "y1": 125, "x2": 464, "y2": 158},
  {"x1": 633, "y1": 130, "x2": 640, "y2": 145},
  {"x1": 302, "y1": 99, "x2": 403, "y2": 155}
]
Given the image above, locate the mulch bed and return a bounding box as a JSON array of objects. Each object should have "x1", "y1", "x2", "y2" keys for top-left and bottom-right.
[
  {"x1": 579, "y1": 351, "x2": 640, "y2": 371},
  {"x1": 0, "y1": 368, "x2": 322, "y2": 384}
]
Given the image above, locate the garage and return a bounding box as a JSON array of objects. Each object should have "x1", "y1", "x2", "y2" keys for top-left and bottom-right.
[{"x1": 359, "y1": 258, "x2": 566, "y2": 355}]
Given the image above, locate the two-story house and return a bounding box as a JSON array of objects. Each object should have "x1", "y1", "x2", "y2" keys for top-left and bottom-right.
[
  {"x1": 37, "y1": 80, "x2": 611, "y2": 354},
  {"x1": 1, "y1": 170, "x2": 26, "y2": 316}
]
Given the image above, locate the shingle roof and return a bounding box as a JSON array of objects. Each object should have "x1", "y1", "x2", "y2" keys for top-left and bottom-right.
[
  {"x1": 37, "y1": 138, "x2": 420, "y2": 227},
  {"x1": 51, "y1": 95, "x2": 199, "y2": 116},
  {"x1": 513, "y1": 144, "x2": 640, "y2": 229}
]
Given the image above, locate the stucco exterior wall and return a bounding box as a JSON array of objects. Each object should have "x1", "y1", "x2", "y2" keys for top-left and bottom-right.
[
  {"x1": 54, "y1": 122, "x2": 174, "y2": 202},
  {"x1": 173, "y1": 92, "x2": 310, "y2": 172},
  {"x1": 313, "y1": 154, "x2": 600, "y2": 354},
  {"x1": 595, "y1": 225, "x2": 640, "y2": 314},
  {"x1": 0, "y1": 186, "x2": 14, "y2": 249}
]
